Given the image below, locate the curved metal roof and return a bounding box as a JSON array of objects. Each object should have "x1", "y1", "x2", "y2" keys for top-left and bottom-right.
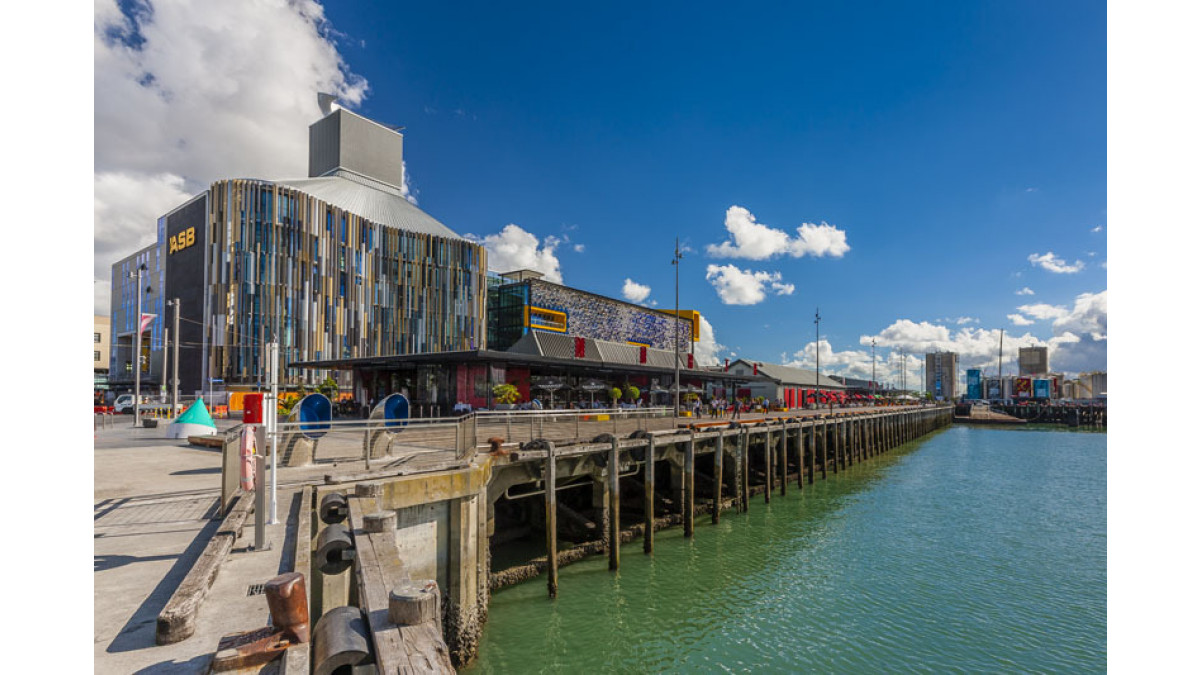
[{"x1": 277, "y1": 170, "x2": 465, "y2": 241}]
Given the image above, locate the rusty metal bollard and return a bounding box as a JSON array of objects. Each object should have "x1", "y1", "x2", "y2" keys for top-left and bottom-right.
[
  {"x1": 265, "y1": 572, "x2": 310, "y2": 643},
  {"x1": 211, "y1": 572, "x2": 312, "y2": 671}
]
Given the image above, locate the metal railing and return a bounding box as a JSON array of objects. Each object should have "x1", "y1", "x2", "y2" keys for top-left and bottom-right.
[{"x1": 472, "y1": 407, "x2": 676, "y2": 446}]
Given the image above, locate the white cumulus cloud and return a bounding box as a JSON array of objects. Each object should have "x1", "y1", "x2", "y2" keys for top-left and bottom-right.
[
  {"x1": 474, "y1": 224, "x2": 563, "y2": 283},
  {"x1": 1017, "y1": 303, "x2": 1070, "y2": 321},
  {"x1": 693, "y1": 315, "x2": 727, "y2": 366},
  {"x1": 1008, "y1": 314, "x2": 1035, "y2": 326},
  {"x1": 94, "y1": 0, "x2": 370, "y2": 314},
  {"x1": 705, "y1": 264, "x2": 794, "y2": 305},
  {"x1": 707, "y1": 206, "x2": 849, "y2": 260},
  {"x1": 1028, "y1": 251, "x2": 1085, "y2": 274},
  {"x1": 621, "y1": 278, "x2": 651, "y2": 303},
  {"x1": 1016, "y1": 287, "x2": 1035, "y2": 296}
]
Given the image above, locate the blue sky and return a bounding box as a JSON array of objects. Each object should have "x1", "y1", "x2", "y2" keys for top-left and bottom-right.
[{"x1": 93, "y1": 0, "x2": 1107, "y2": 385}]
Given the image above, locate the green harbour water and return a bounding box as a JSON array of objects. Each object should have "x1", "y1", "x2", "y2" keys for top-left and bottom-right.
[{"x1": 466, "y1": 425, "x2": 1106, "y2": 673}]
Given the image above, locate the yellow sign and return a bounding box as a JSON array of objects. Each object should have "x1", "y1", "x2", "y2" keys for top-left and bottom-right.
[
  {"x1": 169, "y1": 227, "x2": 196, "y2": 254},
  {"x1": 527, "y1": 306, "x2": 568, "y2": 333}
]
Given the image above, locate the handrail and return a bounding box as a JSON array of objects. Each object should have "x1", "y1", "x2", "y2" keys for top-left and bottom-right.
[{"x1": 473, "y1": 406, "x2": 674, "y2": 418}]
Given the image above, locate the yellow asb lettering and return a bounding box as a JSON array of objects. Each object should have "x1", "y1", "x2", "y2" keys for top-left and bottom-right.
[{"x1": 169, "y1": 227, "x2": 196, "y2": 254}]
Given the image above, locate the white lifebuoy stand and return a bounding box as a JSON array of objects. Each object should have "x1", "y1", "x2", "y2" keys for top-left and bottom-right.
[{"x1": 240, "y1": 425, "x2": 257, "y2": 492}]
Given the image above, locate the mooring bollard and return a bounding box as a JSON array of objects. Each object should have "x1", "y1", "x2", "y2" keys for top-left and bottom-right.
[
  {"x1": 389, "y1": 580, "x2": 440, "y2": 625},
  {"x1": 319, "y1": 493, "x2": 348, "y2": 525},
  {"x1": 313, "y1": 606, "x2": 371, "y2": 675},
  {"x1": 315, "y1": 524, "x2": 355, "y2": 575},
  {"x1": 265, "y1": 572, "x2": 310, "y2": 643},
  {"x1": 363, "y1": 511, "x2": 396, "y2": 534}
]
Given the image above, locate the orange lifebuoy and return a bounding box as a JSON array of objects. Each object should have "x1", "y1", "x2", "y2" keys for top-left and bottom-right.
[{"x1": 240, "y1": 425, "x2": 257, "y2": 491}]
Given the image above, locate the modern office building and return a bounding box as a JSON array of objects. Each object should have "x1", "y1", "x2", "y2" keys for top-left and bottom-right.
[
  {"x1": 94, "y1": 315, "x2": 112, "y2": 391},
  {"x1": 108, "y1": 244, "x2": 166, "y2": 392},
  {"x1": 109, "y1": 104, "x2": 488, "y2": 396},
  {"x1": 1018, "y1": 346, "x2": 1049, "y2": 376},
  {"x1": 925, "y1": 351, "x2": 958, "y2": 401}
]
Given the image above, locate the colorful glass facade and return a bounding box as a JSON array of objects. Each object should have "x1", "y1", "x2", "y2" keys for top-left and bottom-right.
[{"x1": 201, "y1": 179, "x2": 487, "y2": 387}]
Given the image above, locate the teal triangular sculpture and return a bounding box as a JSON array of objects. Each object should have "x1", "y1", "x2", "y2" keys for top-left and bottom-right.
[{"x1": 177, "y1": 398, "x2": 217, "y2": 428}]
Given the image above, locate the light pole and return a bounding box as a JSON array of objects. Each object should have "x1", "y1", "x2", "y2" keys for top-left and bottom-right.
[
  {"x1": 871, "y1": 338, "x2": 876, "y2": 407},
  {"x1": 130, "y1": 263, "x2": 147, "y2": 427},
  {"x1": 672, "y1": 238, "x2": 683, "y2": 419},
  {"x1": 814, "y1": 308, "x2": 821, "y2": 409}
]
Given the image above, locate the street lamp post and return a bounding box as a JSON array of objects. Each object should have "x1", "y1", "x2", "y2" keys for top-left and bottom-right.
[
  {"x1": 814, "y1": 308, "x2": 821, "y2": 410},
  {"x1": 130, "y1": 263, "x2": 147, "y2": 427},
  {"x1": 871, "y1": 338, "x2": 876, "y2": 407},
  {"x1": 672, "y1": 238, "x2": 683, "y2": 420}
]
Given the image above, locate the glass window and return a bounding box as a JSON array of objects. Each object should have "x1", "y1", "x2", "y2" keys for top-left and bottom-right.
[
  {"x1": 94, "y1": 351, "x2": 100, "y2": 362},
  {"x1": 94, "y1": 332, "x2": 101, "y2": 343}
]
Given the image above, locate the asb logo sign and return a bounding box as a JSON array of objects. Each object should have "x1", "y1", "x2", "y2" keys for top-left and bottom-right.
[{"x1": 169, "y1": 227, "x2": 196, "y2": 254}]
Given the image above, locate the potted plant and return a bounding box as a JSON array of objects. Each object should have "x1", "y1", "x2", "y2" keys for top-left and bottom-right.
[
  {"x1": 623, "y1": 384, "x2": 640, "y2": 404},
  {"x1": 493, "y1": 383, "x2": 520, "y2": 410}
]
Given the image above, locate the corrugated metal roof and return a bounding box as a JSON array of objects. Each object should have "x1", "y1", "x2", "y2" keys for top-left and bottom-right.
[
  {"x1": 535, "y1": 332, "x2": 602, "y2": 361},
  {"x1": 277, "y1": 171, "x2": 465, "y2": 241},
  {"x1": 645, "y1": 349, "x2": 678, "y2": 370},
  {"x1": 595, "y1": 342, "x2": 640, "y2": 365},
  {"x1": 753, "y1": 362, "x2": 845, "y2": 389}
]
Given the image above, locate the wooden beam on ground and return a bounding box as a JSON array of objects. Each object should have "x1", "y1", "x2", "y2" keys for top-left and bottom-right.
[
  {"x1": 157, "y1": 491, "x2": 253, "y2": 645},
  {"x1": 283, "y1": 487, "x2": 313, "y2": 675}
]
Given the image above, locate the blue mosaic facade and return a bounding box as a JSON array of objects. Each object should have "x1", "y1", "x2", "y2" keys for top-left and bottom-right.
[{"x1": 488, "y1": 279, "x2": 694, "y2": 351}]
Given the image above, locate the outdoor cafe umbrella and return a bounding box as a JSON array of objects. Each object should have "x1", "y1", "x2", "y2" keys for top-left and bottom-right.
[
  {"x1": 534, "y1": 381, "x2": 564, "y2": 408},
  {"x1": 580, "y1": 380, "x2": 607, "y2": 407}
]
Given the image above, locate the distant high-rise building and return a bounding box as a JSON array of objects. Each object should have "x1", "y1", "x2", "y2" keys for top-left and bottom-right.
[
  {"x1": 925, "y1": 352, "x2": 958, "y2": 400},
  {"x1": 1019, "y1": 346, "x2": 1049, "y2": 375}
]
